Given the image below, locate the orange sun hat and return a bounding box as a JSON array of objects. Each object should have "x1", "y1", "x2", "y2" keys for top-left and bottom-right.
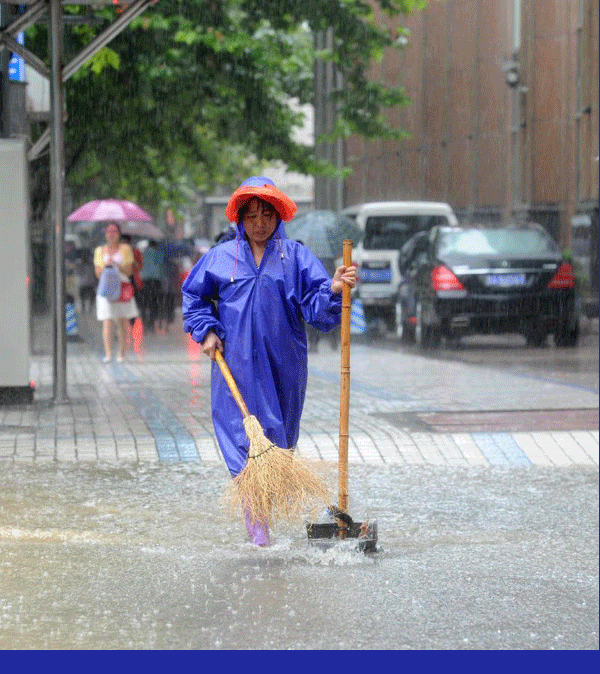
[{"x1": 225, "y1": 176, "x2": 298, "y2": 223}]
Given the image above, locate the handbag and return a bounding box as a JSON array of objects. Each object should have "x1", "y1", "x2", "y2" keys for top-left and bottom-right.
[
  {"x1": 117, "y1": 281, "x2": 134, "y2": 303},
  {"x1": 97, "y1": 265, "x2": 122, "y2": 301}
]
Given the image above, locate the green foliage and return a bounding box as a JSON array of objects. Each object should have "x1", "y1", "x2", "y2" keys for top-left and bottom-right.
[
  {"x1": 84, "y1": 47, "x2": 120, "y2": 75},
  {"x1": 26, "y1": 0, "x2": 426, "y2": 212}
]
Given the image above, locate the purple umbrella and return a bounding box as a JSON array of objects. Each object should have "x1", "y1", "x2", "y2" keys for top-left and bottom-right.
[{"x1": 67, "y1": 199, "x2": 164, "y2": 240}]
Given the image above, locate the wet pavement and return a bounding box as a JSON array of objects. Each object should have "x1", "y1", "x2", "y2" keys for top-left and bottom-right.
[
  {"x1": 0, "y1": 307, "x2": 597, "y2": 649},
  {"x1": 1, "y1": 308, "x2": 597, "y2": 469}
]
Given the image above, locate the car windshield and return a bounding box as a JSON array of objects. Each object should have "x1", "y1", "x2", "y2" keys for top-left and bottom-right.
[
  {"x1": 364, "y1": 215, "x2": 450, "y2": 250},
  {"x1": 437, "y1": 228, "x2": 561, "y2": 257}
]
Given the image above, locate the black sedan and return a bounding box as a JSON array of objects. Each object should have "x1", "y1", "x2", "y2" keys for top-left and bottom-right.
[{"x1": 396, "y1": 223, "x2": 580, "y2": 348}]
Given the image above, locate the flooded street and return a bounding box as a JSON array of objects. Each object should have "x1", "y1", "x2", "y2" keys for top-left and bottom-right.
[
  {"x1": 2, "y1": 313, "x2": 597, "y2": 650},
  {"x1": 0, "y1": 0, "x2": 597, "y2": 655},
  {"x1": 1, "y1": 460, "x2": 597, "y2": 650}
]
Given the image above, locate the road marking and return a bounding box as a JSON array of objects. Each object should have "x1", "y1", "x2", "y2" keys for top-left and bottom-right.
[
  {"x1": 570, "y1": 431, "x2": 600, "y2": 464},
  {"x1": 505, "y1": 433, "x2": 552, "y2": 465},
  {"x1": 548, "y1": 432, "x2": 597, "y2": 465},
  {"x1": 532, "y1": 432, "x2": 576, "y2": 467},
  {"x1": 452, "y1": 433, "x2": 489, "y2": 466}
]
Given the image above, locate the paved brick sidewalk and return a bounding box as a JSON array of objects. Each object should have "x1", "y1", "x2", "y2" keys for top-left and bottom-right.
[{"x1": 0, "y1": 308, "x2": 597, "y2": 469}]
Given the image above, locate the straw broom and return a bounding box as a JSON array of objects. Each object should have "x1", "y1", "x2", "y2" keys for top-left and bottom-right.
[{"x1": 215, "y1": 350, "x2": 331, "y2": 527}]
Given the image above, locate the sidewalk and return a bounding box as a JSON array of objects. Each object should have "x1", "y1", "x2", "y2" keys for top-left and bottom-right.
[{"x1": 0, "y1": 307, "x2": 597, "y2": 469}]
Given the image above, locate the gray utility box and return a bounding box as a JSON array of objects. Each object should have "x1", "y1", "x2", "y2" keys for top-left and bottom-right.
[{"x1": 0, "y1": 138, "x2": 33, "y2": 403}]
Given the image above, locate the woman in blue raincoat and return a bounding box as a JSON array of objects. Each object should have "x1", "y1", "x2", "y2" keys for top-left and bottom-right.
[{"x1": 182, "y1": 177, "x2": 357, "y2": 545}]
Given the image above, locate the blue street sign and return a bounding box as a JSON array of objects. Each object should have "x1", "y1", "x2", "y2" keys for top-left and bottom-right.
[{"x1": 8, "y1": 32, "x2": 25, "y2": 82}]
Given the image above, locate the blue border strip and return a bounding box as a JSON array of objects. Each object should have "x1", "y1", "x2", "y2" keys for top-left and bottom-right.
[
  {"x1": 111, "y1": 363, "x2": 199, "y2": 463},
  {"x1": 471, "y1": 432, "x2": 531, "y2": 467}
]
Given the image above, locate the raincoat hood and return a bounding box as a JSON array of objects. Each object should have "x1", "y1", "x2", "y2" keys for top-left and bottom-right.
[{"x1": 225, "y1": 176, "x2": 298, "y2": 223}]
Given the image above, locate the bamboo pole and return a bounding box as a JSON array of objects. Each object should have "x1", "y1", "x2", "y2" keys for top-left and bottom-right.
[{"x1": 338, "y1": 240, "x2": 352, "y2": 536}]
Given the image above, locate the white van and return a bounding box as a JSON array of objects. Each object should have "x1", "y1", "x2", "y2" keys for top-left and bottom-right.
[{"x1": 341, "y1": 201, "x2": 459, "y2": 335}]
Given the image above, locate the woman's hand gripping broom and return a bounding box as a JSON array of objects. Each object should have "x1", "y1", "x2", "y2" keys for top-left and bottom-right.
[{"x1": 215, "y1": 350, "x2": 331, "y2": 527}]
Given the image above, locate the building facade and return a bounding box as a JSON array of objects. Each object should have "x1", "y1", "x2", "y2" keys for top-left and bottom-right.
[{"x1": 317, "y1": 0, "x2": 598, "y2": 291}]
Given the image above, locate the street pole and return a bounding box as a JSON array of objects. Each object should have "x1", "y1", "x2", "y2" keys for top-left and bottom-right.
[
  {"x1": 314, "y1": 28, "x2": 345, "y2": 211},
  {"x1": 49, "y1": 0, "x2": 67, "y2": 402},
  {"x1": 0, "y1": 3, "x2": 11, "y2": 138}
]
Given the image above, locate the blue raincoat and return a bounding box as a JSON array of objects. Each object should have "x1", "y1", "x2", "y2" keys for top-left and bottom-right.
[{"x1": 181, "y1": 219, "x2": 342, "y2": 476}]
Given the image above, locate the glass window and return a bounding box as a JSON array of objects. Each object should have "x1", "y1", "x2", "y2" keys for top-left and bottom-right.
[
  {"x1": 437, "y1": 227, "x2": 561, "y2": 257},
  {"x1": 363, "y1": 214, "x2": 450, "y2": 250}
]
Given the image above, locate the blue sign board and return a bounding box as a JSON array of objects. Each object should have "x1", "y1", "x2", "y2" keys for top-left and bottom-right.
[{"x1": 8, "y1": 33, "x2": 26, "y2": 82}]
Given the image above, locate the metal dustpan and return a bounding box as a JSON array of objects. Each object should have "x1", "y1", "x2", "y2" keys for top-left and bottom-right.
[
  {"x1": 306, "y1": 506, "x2": 378, "y2": 553},
  {"x1": 306, "y1": 240, "x2": 379, "y2": 553}
]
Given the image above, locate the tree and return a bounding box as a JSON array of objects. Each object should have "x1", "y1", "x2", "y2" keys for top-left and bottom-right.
[{"x1": 26, "y1": 0, "x2": 426, "y2": 214}]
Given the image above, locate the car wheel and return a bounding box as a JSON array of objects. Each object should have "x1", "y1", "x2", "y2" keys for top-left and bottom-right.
[
  {"x1": 429, "y1": 326, "x2": 441, "y2": 349},
  {"x1": 415, "y1": 301, "x2": 424, "y2": 346},
  {"x1": 395, "y1": 300, "x2": 413, "y2": 343},
  {"x1": 446, "y1": 334, "x2": 462, "y2": 350},
  {"x1": 554, "y1": 320, "x2": 579, "y2": 347},
  {"x1": 415, "y1": 301, "x2": 439, "y2": 349},
  {"x1": 385, "y1": 310, "x2": 397, "y2": 334}
]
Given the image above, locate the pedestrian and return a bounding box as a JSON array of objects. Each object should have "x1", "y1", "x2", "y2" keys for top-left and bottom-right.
[
  {"x1": 64, "y1": 240, "x2": 79, "y2": 306},
  {"x1": 181, "y1": 176, "x2": 357, "y2": 546},
  {"x1": 120, "y1": 234, "x2": 143, "y2": 327},
  {"x1": 94, "y1": 221, "x2": 139, "y2": 362},
  {"x1": 77, "y1": 248, "x2": 96, "y2": 313},
  {"x1": 139, "y1": 239, "x2": 165, "y2": 332},
  {"x1": 161, "y1": 252, "x2": 180, "y2": 333}
]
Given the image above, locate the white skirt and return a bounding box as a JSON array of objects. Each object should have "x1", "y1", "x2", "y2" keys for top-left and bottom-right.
[{"x1": 96, "y1": 293, "x2": 139, "y2": 321}]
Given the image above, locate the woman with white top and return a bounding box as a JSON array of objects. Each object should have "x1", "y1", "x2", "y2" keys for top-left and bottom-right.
[{"x1": 93, "y1": 221, "x2": 139, "y2": 362}]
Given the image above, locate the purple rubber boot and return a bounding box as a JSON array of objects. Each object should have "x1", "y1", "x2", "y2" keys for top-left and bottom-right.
[{"x1": 244, "y1": 509, "x2": 270, "y2": 547}]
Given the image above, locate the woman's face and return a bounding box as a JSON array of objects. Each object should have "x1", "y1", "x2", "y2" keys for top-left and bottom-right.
[
  {"x1": 105, "y1": 223, "x2": 120, "y2": 245},
  {"x1": 242, "y1": 198, "x2": 278, "y2": 246}
]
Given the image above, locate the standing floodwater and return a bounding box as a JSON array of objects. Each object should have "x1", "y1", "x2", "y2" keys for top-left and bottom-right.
[{"x1": 0, "y1": 460, "x2": 597, "y2": 650}]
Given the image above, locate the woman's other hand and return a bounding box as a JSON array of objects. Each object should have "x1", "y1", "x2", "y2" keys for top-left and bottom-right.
[
  {"x1": 201, "y1": 331, "x2": 223, "y2": 360},
  {"x1": 331, "y1": 262, "x2": 358, "y2": 294}
]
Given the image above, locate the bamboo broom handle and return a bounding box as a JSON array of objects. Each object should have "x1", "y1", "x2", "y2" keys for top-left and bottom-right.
[
  {"x1": 214, "y1": 350, "x2": 251, "y2": 419},
  {"x1": 338, "y1": 240, "x2": 352, "y2": 519}
]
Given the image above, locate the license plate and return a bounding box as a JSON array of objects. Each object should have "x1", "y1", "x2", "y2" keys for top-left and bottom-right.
[
  {"x1": 485, "y1": 273, "x2": 526, "y2": 287},
  {"x1": 360, "y1": 268, "x2": 392, "y2": 283}
]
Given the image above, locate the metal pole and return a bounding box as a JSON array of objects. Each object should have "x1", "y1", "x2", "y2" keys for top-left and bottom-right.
[
  {"x1": 313, "y1": 30, "x2": 324, "y2": 210},
  {"x1": 49, "y1": 0, "x2": 67, "y2": 402},
  {"x1": 335, "y1": 66, "x2": 344, "y2": 210},
  {"x1": 63, "y1": 0, "x2": 153, "y2": 82},
  {"x1": 0, "y1": 3, "x2": 11, "y2": 139},
  {"x1": 0, "y1": 32, "x2": 51, "y2": 79},
  {"x1": 0, "y1": 0, "x2": 46, "y2": 37}
]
